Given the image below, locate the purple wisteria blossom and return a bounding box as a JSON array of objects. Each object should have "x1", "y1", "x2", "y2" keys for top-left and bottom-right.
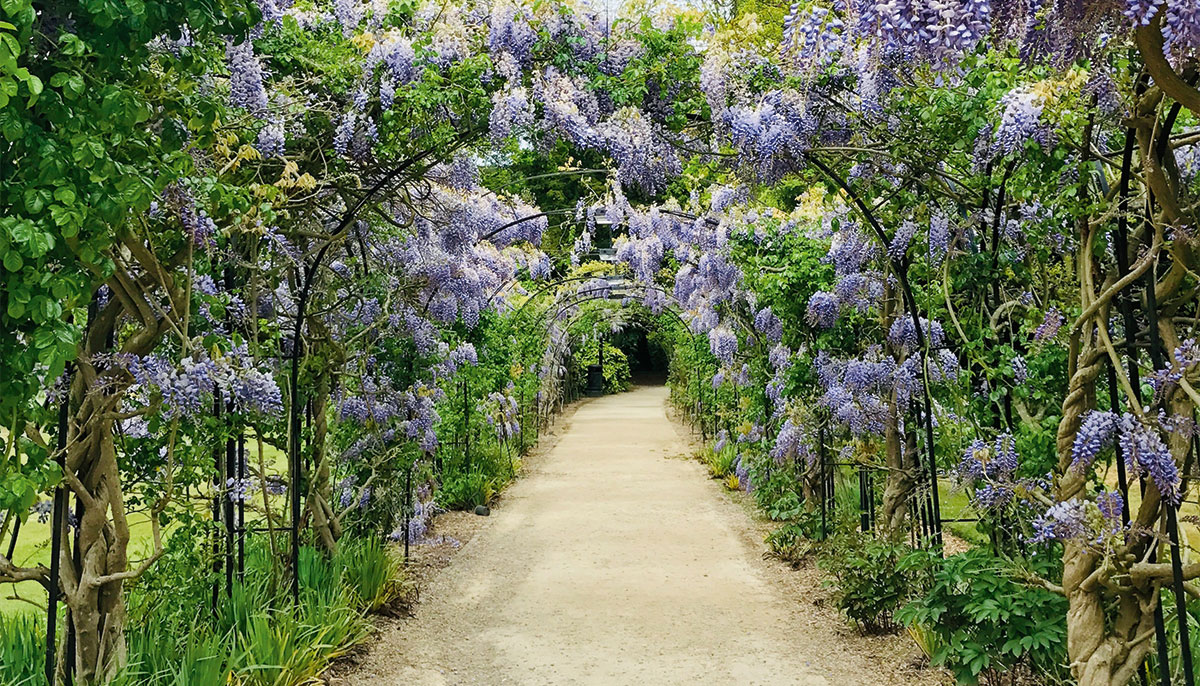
[
  {"x1": 226, "y1": 39, "x2": 269, "y2": 115},
  {"x1": 1033, "y1": 308, "x2": 1065, "y2": 342},
  {"x1": 806, "y1": 291, "x2": 839, "y2": 328},
  {"x1": 993, "y1": 89, "x2": 1043, "y2": 156},
  {"x1": 1029, "y1": 499, "x2": 1088, "y2": 544}
]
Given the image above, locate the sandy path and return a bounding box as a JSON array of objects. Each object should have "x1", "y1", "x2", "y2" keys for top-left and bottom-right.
[{"x1": 342, "y1": 385, "x2": 935, "y2": 686}]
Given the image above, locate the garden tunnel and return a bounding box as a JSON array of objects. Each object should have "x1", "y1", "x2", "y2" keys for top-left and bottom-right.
[{"x1": 6, "y1": 1, "x2": 1200, "y2": 685}]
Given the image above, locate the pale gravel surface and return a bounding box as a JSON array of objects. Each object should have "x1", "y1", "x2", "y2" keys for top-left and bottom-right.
[{"x1": 336, "y1": 384, "x2": 948, "y2": 686}]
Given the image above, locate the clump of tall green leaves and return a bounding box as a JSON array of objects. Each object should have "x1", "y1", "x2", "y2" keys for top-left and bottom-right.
[
  {"x1": 438, "y1": 464, "x2": 500, "y2": 510},
  {"x1": 702, "y1": 442, "x2": 737, "y2": 478},
  {"x1": 110, "y1": 538, "x2": 395, "y2": 685},
  {"x1": 764, "y1": 511, "x2": 822, "y2": 568},
  {"x1": 340, "y1": 538, "x2": 407, "y2": 612},
  {"x1": 0, "y1": 613, "x2": 44, "y2": 686}
]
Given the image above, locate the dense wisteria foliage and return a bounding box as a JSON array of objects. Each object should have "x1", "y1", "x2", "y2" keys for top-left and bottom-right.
[{"x1": 124, "y1": 345, "x2": 284, "y2": 418}]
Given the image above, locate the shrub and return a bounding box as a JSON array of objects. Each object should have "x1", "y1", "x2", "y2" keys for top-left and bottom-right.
[
  {"x1": 818, "y1": 533, "x2": 911, "y2": 633},
  {"x1": 438, "y1": 469, "x2": 496, "y2": 509},
  {"x1": 751, "y1": 467, "x2": 806, "y2": 521},
  {"x1": 572, "y1": 338, "x2": 632, "y2": 394},
  {"x1": 896, "y1": 549, "x2": 1069, "y2": 685},
  {"x1": 764, "y1": 512, "x2": 822, "y2": 568},
  {"x1": 704, "y1": 444, "x2": 737, "y2": 478},
  {"x1": 110, "y1": 538, "x2": 391, "y2": 686},
  {"x1": 120, "y1": 622, "x2": 229, "y2": 686}
]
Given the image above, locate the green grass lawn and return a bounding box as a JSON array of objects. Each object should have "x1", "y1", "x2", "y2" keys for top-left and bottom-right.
[
  {"x1": 2, "y1": 438, "x2": 290, "y2": 617},
  {"x1": 1, "y1": 513, "x2": 160, "y2": 617},
  {"x1": 937, "y1": 480, "x2": 988, "y2": 546},
  {"x1": 938, "y1": 475, "x2": 1200, "y2": 557}
]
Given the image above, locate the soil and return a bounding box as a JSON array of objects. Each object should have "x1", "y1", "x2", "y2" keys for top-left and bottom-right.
[{"x1": 331, "y1": 384, "x2": 951, "y2": 686}]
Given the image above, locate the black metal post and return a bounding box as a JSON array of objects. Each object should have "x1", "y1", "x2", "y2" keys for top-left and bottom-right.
[
  {"x1": 519, "y1": 382, "x2": 527, "y2": 454},
  {"x1": 909, "y1": 421, "x2": 932, "y2": 543},
  {"x1": 237, "y1": 432, "x2": 246, "y2": 582},
  {"x1": 46, "y1": 393, "x2": 69, "y2": 685},
  {"x1": 692, "y1": 341, "x2": 701, "y2": 434},
  {"x1": 818, "y1": 423, "x2": 828, "y2": 541},
  {"x1": 5, "y1": 517, "x2": 20, "y2": 561},
  {"x1": 289, "y1": 397, "x2": 303, "y2": 605},
  {"x1": 922, "y1": 402, "x2": 943, "y2": 550},
  {"x1": 461, "y1": 380, "x2": 470, "y2": 472},
  {"x1": 65, "y1": 497, "x2": 79, "y2": 685},
  {"x1": 403, "y1": 465, "x2": 412, "y2": 562},
  {"x1": 1164, "y1": 504, "x2": 1195, "y2": 685},
  {"x1": 1110, "y1": 117, "x2": 1157, "y2": 684},
  {"x1": 211, "y1": 392, "x2": 223, "y2": 613},
  {"x1": 859, "y1": 466, "x2": 870, "y2": 533},
  {"x1": 224, "y1": 416, "x2": 235, "y2": 596}
]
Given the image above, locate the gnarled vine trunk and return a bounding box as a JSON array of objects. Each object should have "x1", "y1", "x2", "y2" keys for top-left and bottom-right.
[
  {"x1": 59, "y1": 388, "x2": 130, "y2": 684},
  {"x1": 879, "y1": 392, "x2": 913, "y2": 537},
  {"x1": 52, "y1": 232, "x2": 182, "y2": 684},
  {"x1": 305, "y1": 321, "x2": 345, "y2": 554}
]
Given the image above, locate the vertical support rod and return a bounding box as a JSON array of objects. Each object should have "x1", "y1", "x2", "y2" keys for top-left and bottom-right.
[
  {"x1": 1142, "y1": 238, "x2": 1175, "y2": 686},
  {"x1": 5, "y1": 518, "x2": 20, "y2": 562},
  {"x1": 224, "y1": 413, "x2": 235, "y2": 596},
  {"x1": 519, "y1": 382, "x2": 527, "y2": 454},
  {"x1": 1165, "y1": 504, "x2": 1196, "y2": 685},
  {"x1": 289, "y1": 396, "x2": 303, "y2": 605},
  {"x1": 404, "y1": 465, "x2": 413, "y2": 562},
  {"x1": 46, "y1": 392, "x2": 69, "y2": 686},
  {"x1": 1108, "y1": 115, "x2": 1152, "y2": 686},
  {"x1": 909, "y1": 420, "x2": 932, "y2": 543},
  {"x1": 922, "y1": 398, "x2": 943, "y2": 550},
  {"x1": 461, "y1": 380, "x2": 470, "y2": 472},
  {"x1": 211, "y1": 392, "x2": 223, "y2": 612},
  {"x1": 859, "y1": 466, "x2": 869, "y2": 533},
  {"x1": 237, "y1": 432, "x2": 246, "y2": 582},
  {"x1": 818, "y1": 422, "x2": 828, "y2": 541}
]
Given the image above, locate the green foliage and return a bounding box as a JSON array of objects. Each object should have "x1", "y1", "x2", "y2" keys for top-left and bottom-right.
[
  {"x1": 572, "y1": 337, "x2": 632, "y2": 394},
  {"x1": 119, "y1": 621, "x2": 229, "y2": 686},
  {"x1": 232, "y1": 607, "x2": 363, "y2": 686},
  {"x1": 1149, "y1": 595, "x2": 1200, "y2": 684},
  {"x1": 896, "y1": 549, "x2": 1069, "y2": 684},
  {"x1": 438, "y1": 469, "x2": 497, "y2": 510},
  {"x1": 703, "y1": 443, "x2": 737, "y2": 478},
  {"x1": 415, "y1": 308, "x2": 543, "y2": 519},
  {"x1": 0, "y1": 0, "x2": 259, "y2": 420},
  {"x1": 750, "y1": 464, "x2": 806, "y2": 520},
  {"x1": 339, "y1": 538, "x2": 406, "y2": 612},
  {"x1": 764, "y1": 511, "x2": 821, "y2": 568},
  {"x1": 0, "y1": 612, "x2": 43, "y2": 686},
  {"x1": 111, "y1": 537, "x2": 389, "y2": 685},
  {"x1": 818, "y1": 533, "x2": 911, "y2": 634}
]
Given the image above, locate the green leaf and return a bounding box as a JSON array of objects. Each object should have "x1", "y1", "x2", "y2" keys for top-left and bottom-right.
[
  {"x1": 6, "y1": 298, "x2": 24, "y2": 319},
  {"x1": 22, "y1": 188, "x2": 42, "y2": 213}
]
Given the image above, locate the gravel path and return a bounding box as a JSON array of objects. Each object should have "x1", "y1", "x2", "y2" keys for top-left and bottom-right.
[{"x1": 340, "y1": 384, "x2": 945, "y2": 686}]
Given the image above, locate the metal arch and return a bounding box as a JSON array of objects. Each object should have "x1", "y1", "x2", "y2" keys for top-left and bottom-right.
[{"x1": 528, "y1": 282, "x2": 713, "y2": 439}]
